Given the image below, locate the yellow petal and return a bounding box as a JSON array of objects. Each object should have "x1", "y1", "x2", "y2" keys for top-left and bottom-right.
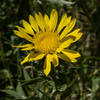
[
  {"x1": 56, "y1": 38, "x2": 73, "y2": 53},
  {"x1": 57, "y1": 14, "x2": 68, "y2": 33},
  {"x1": 29, "y1": 15, "x2": 39, "y2": 33},
  {"x1": 60, "y1": 18, "x2": 76, "y2": 40},
  {"x1": 44, "y1": 54, "x2": 53, "y2": 76},
  {"x1": 64, "y1": 16, "x2": 71, "y2": 26},
  {"x1": 21, "y1": 46, "x2": 34, "y2": 51},
  {"x1": 73, "y1": 32, "x2": 83, "y2": 42},
  {"x1": 28, "y1": 52, "x2": 45, "y2": 61},
  {"x1": 13, "y1": 30, "x2": 24, "y2": 38},
  {"x1": 49, "y1": 9, "x2": 58, "y2": 32},
  {"x1": 35, "y1": 12, "x2": 45, "y2": 32},
  {"x1": 52, "y1": 54, "x2": 59, "y2": 67},
  {"x1": 66, "y1": 28, "x2": 80, "y2": 37},
  {"x1": 12, "y1": 44, "x2": 33, "y2": 48},
  {"x1": 66, "y1": 28, "x2": 83, "y2": 42},
  {"x1": 61, "y1": 49, "x2": 81, "y2": 62},
  {"x1": 21, "y1": 53, "x2": 31, "y2": 64},
  {"x1": 44, "y1": 14, "x2": 50, "y2": 31},
  {"x1": 22, "y1": 20, "x2": 35, "y2": 35},
  {"x1": 21, "y1": 52, "x2": 45, "y2": 64},
  {"x1": 57, "y1": 16, "x2": 72, "y2": 34},
  {"x1": 15, "y1": 26, "x2": 33, "y2": 42},
  {"x1": 63, "y1": 49, "x2": 81, "y2": 57},
  {"x1": 58, "y1": 53, "x2": 70, "y2": 62}
]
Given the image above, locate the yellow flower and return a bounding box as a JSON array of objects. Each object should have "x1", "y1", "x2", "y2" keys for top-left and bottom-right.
[{"x1": 13, "y1": 9, "x2": 83, "y2": 76}]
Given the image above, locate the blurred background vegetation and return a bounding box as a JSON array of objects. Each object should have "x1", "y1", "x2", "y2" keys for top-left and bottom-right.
[{"x1": 0, "y1": 0, "x2": 100, "y2": 100}]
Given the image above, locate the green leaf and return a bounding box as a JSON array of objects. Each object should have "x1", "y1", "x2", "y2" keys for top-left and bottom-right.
[
  {"x1": 22, "y1": 77, "x2": 43, "y2": 86},
  {"x1": 92, "y1": 77, "x2": 100, "y2": 93},
  {"x1": 16, "y1": 82, "x2": 26, "y2": 98},
  {"x1": 90, "y1": 77, "x2": 100, "y2": 100},
  {"x1": 1, "y1": 89, "x2": 20, "y2": 99},
  {"x1": 57, "y1": 84, "x2": 67, "y2": 92},
  {"x1": 0, "y1": 69, "x2": 10, "y2": 79},
  {"x1": 0, "y1": 82, "x2": 26, "y2": 99},
  {"x1": 23, "y1": 68, "x2": 31, "y2": 80}
]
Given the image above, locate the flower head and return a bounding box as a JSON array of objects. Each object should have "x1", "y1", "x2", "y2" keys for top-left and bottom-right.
[{"x1": 13, "y1": 9, "x2": 83, "y2": 76}]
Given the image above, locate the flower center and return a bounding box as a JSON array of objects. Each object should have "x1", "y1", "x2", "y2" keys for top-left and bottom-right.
[{"x1": 34, "y1": 32, "x2": 60, "y2": 54}]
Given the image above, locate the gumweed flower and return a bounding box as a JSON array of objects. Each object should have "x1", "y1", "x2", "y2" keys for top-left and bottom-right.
[{"x1": 13, "y1": 9, "x2": 83, "y2": 76}]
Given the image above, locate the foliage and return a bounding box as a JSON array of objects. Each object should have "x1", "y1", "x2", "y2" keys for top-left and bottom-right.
[{"x1": 0, "y1": 0, "x2": 100, "y2": 99}]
